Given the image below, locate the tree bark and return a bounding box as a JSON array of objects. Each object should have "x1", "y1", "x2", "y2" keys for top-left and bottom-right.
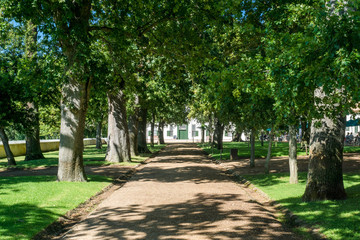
[
  {"x1": 214, "y1": 118, "x2": 224, "y2": 150},
  {"x1": 264, "y1": 131, "x2": 273, "y2": 174},
  {"x1": 96, "y1": 121, "x2": 102, "y2": 149},
  {"x1": 105, "y1": 90, "x2": 131, "y2": 163},
  {"x1": 56, "y1": 1, "x2": 92, "y2": 182},
  {"x1": 302, "y1": 89, "x2": 347, "y2": 201},
  {"x1": 0, "y1": 128, "x2": 16, "y2": 166},
  {"x1": 158, "y1": 121, "x2": 165, "y2": 144},
  {"x1": 289, "y1": 125, "x2": 298, "y2": 184},
  {"x1": 150, "y1": 112, "x2": 155, "y2": 147},
  {"x1": 250, "y1": 129, "x2": 256, "y2": 167},
  {"x1": 138, "y1": 107, "x2": 151, "y2": 153},
  {"x1": 58, "y1": 78, "x2": 90, "y2": 182},
  {"x1": 201, "y1": 126, "x2": 205, "y2": 144},
  {"x1": 24, "y1": 102, "x2": 45, "y2": 161},
  {"x1": 260, "y1": 130, "x2": 264, "y2": 146},
  {"x1": 128, "y1": 113, "x2": 139, "y2": 157}
]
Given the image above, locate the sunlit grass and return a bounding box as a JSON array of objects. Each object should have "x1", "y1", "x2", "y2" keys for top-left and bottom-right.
[
  {"x1": 0, "y1": 175, "x2": 112, "y2": 240},
  {"x1": 0, "y1": 144, "x2": 166, "y2": 169},
  {"x1": 200, "y1": 141, "x2": 360, "y2": 161},
  {"x1": 245, "y1": 173, "x2": 360, "y2": 240}
]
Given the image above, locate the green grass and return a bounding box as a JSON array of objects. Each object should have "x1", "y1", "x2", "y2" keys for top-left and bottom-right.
[
  {"x1": 200, "y1": 142, "x2": 360, "y2": 161},
  {"x1": 245, "y1": 172, "x2": 360, "y2": 240},
  {"x1": 0, "y1": 144, "x2": 166, "y2": 169},
  {"x1": 200, "y1": 141, "x2": 307, "y2": 160},
  {"x1": 0, "y1": 175, "x2": 112, "y2": 240}
]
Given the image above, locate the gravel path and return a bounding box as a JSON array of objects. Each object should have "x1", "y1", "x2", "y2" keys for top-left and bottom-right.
[{"x1": 62, "y1": 144, "x2": 302, "y2": 240}]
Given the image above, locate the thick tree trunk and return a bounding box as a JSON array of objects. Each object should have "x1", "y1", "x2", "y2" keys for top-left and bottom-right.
[
  {"x1": 56, "y1": 1, "x2": 92, "y2": 182},
  {"x1": 0, "y1": 128, "x2": 16, "y2": 166},
  {"x1": 96, "y1": 121, "x2": 102, "y2": 149},
  {"x1": 105, "y1": 90, "x2": 131, "y2": 163},
  {"x1": 302, "y1": 89, "x2": 347, "y2": 201},
  {"x1": 215, "y1": 118, "x2": 224, "y2": 150},
  {"x1": 302, "y1": 114, "x2": 347, "y2": 201},
  {"x1": 289, "y1": 125, "x2": 298, "y2": 184},
  {"x1": 58, "y1": 79, "x2": 90, "y2": 182},
  {"x1": 138, "y1": 107, "x2": 151, "y2": 153},
  {"x1": 24, "y1": 102, "x2": 44, "y2": 161},
  {"x1": 250, "y1": 129, "x2": 256, "y2": 167},
  {"x1": 158, "y1": 121, "x2": 165, "y2": 144},
  {"x1": 128, "y1": 112, "x2": 139, "y2": 157},
  {"x1": 264, "y1": 131, "x2": 273, "y2": 174},
  {"x1": 150, "y1": 112, "x2": 155, "y2": 147}
]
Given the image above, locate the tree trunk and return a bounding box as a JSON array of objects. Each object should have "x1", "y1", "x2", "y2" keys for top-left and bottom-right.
[
  {"x1": 0, "y1": 128, "x2": 16, "y2": 166},
  {"x1": 158, "y1": 121, "x2": 165, "y2": 144},
  {"x1": 58, "y1": 79, "x2": 90, "y2": 182},
  {"x1": 24, "y1": 102, "x2": 45, "y2": 161},
  {"x1": 105, "y1": 90, "x2": 131, "y2": 163},
  {"x1": 138, "y1": 107, "x2": 151, "y2": 153},
  {"x1": 260, "y1": 130, "x2": 264, "y2": 146},
  {"x1": 232, "y1": 132, "x2": 241, "y2": 142},
  {"x1": 201, "y1": 126, "x2": 205, "y2": 143},
  {"x1": 289, "y1": 125, "x2": 298, "y2": 184},
  {"x1": 302, "y1": 89, "x2": 347, "y2": 201},
  {"x1": 264, "y1": 131, "x2": 273, "y2": 174},
  {"x1": 96, "y1": 121, "x2": 102, "y2": 149},
  {"x1": 215, "y1": 118, "x2": 224, "y2": 150},
  {"x1": 128, "y1": 112, "x2": 139, "y2": 157},
  {"x1": 250, "y1": 129, "x2": 256, "y2": 167},
  {"x1": 56, "y1": 1, "x2": 92, "y2": 182},
  {"x1": 150, "y1": 112, "x2": 155, "y2": 147}
]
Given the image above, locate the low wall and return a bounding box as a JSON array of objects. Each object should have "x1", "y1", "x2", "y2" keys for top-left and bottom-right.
[{"x1": 0, "y1": 138, "x2": 98, "y2": 159}]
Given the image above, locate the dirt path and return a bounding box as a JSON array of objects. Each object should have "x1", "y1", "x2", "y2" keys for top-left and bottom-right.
[{"x1": 62, "y1": 144, "x2": 302, "y2": 240}]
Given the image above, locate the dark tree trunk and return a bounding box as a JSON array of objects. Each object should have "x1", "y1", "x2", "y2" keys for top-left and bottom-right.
[
  {"x1": 128, "y1": 113, "x2": 139, "y2": 157},
  {"x1": 138, "y1": 107, "x2": 151, "y2": 153},
  {"x1": 214, "y1": 118, "x2": 224, "y2": 150},
  {"x1": 56, "y1": 1, "x2": 92, "y2": 182},
  {"x1": 250, "y1": 129, "x2": 256, "y2": 167},
  {"x1": 302, "y1": 89, "x2": 347, "y2": 201},
  {"x1": 0, "y1": 128, "x2": 16, "y2": 166},
  {"x1": 24, "y1": 102, "x2": 45, "y2": 161},
  {"x1": 260, "y1": 130, "x2": 264, "y2": 146},
  {"x1": 232, "y1": 132, "x2": 241, "y2": 142},
  {"x1": 105, "y1": 90, "x2": 131, "y2": 163},
  {"x1": 158, "y1": 121, "x2": 165, "y2": 144},
  {"x1": 264, "y1": 131, "x2": 273, "y2": 174},
  {"x1": 150, "y1": 112, "x2": 155, "y2": 147},
  {"x1": 23, "y1": 21, "x2": 44, "y2": 161},
  {"x1": 289, "y1": 125, "x2": 298, "y2": 184},
  {"x1": 96, "y1": 121, "x2": 102, "y2": 149},
  {"x1": 58, "y1": 78, "x2": 90, "y2": 182},
  {"x1": 201, "y1": 126, "x2": 205, "y2": 144}
]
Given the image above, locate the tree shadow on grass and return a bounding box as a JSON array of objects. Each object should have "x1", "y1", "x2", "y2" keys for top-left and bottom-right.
[
  {"x1": 274, "y1": 181, "x2": 360, "y2": 239},
  {"x1": 65, "y1": 193, "x2": 299, "y2": 240},
  {"x1": 0, "y1": 202, "x2": 62, "y2": 240}
]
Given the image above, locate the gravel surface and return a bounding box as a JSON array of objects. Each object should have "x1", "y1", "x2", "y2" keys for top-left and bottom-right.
[{"x1": 62, "y1": 144, "x2": 302, "y2": 240}]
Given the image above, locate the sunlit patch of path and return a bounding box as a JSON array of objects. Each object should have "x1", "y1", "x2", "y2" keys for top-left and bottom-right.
[{"x1": 63, "y1": 144, "x2": 302, "y2": 240}]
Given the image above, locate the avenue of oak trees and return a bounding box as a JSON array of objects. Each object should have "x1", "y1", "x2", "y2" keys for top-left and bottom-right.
[{"x1": 1, "y1": 1, "x2": 359, "y2": 201}]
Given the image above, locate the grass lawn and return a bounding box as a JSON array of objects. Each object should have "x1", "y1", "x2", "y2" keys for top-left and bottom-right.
[
  {"x1": 245, "y1": 172, "x2": 360, "y2": 240},
  {"x1": 200, "y1": 141, "x2": 360, "y2": 160},
  {"x1": 0, "y1": 175, "x2": 113, "y2": 240},
  {"x1": 0, "y1": 144, "x2": 166, "y2": 169}
]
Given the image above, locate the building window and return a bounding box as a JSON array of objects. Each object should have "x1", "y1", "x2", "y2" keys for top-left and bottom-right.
[
  {"x1": 167, "y1": 130, "x2": 173, "y2": 137},
  {"x1": 148, "y1": 131, "x2": 152, "y2": 136},
  {"x1": 179, "y1": 124, "x2": 187, "y2": 130}
]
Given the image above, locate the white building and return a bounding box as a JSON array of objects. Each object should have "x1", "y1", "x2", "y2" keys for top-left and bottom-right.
[
  {"x1": 146, "y1": 119, "x2": 234, "y2": 143},
  {"x1": 346, "y1": 114, "x2": 360, "y2": 135}
]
